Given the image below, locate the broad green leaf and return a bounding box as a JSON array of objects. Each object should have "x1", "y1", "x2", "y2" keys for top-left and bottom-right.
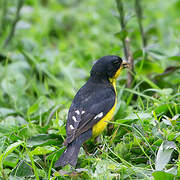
[
  {"x1": 1, "y1": 73, "x2": 26, "y2": 96},
  {"x1": 27, "y1": 134, "x2": 61, "y2": 147},
  {"x1": 2, "y1": 141, "x2": 24, "y2": 162},
  {"x1": 114, "y1": 30, "x2": 128, "y2": 40},
  {"x1": 135, "y1": 60, "x2": 163, "y2": 74},
  {"x1": 152, "y1": 171, "x2": 174, "y2": 180},
  {"x1": 168, "y1": 56, "x2": 180, "y2": 61},
  {"x1": 114, "y1": 143, "x2": 128, "y2": 158},
  {"x1": 154, "y1": 104, "x2": 169, "y2": 115},
  {"x1": 31, "y1": 146, "x2": 56, "y2": 155},
  {"x1": 133, "y1": 49, "x2": 143, "y2": 59},
  {"x1": 93, "y1": 160, "x2": 117, "y2": 179},
  {"x1": 11, "y1": 160, "x2": 33, "y2": 177},
  {"x1": 3, "y1": 153, "x2": 19, "y2": 168}
]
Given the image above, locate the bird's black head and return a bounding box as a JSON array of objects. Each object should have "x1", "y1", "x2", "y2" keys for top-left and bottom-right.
[{"x1": 90, "y1": 55, "x2": 125, "y2": 80}]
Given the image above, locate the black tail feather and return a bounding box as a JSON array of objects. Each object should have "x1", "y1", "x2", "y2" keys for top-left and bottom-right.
[
  {"x1": 55, "y1": 140, "x2": 81, "y2": 167},
  {"x1": 55, "y1": 128, "x2": 92, "y2": 167}
]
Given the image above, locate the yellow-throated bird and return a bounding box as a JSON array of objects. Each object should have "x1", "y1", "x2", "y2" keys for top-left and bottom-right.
[{"x1": 55, "y1": 55, "x2": 129, "y2": 167}]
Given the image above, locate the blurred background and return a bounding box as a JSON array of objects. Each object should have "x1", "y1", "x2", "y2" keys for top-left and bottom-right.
[{"x1": 0, "y1": 0, "x2": 179, "y2": 179}]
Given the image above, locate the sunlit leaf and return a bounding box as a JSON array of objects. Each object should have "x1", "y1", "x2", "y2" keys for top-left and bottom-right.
[
  {"x1": 0, "y1": 141, "x2": 24, "y2": 170},
  {"x1": 152, "y1": 171, "x2": 175, "y2": 180},
  {"x1": 155, "y1": 141, "x2": 176, "y2": 171},
  {"x1": 31, "y1": 146, "x2": 56, "y2": 155}
]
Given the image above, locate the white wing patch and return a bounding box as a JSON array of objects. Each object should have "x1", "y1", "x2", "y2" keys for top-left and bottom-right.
[
  {"x1": 81, "y1": 110, "x2": 85, "y2": 114},
  {"x1": 94, "y1": 112, "x2": 103, "y2": 119},
  {"x1": 70, "y1": 125, "x2": 75, "y2": 130},
  {"x1": 75, "y1": 110, "x2": 80, "y2": 115},
  {"x1": 72, "y1": 116, "x2": 77, "y2": 122}
]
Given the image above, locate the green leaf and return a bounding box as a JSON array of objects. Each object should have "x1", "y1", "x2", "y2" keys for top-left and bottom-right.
[
  {"x1": 27, "y1": 102, "x2": 39, "y2": 116},
  {"x1": 27, "y1": 150, "x2": 39, "y2": 180},
  {"x1": 168, "y1": 56, "x2": 180, "y2": 61},
  {"x1": 114, "y1": 30, "x2": 128, "y2": 40},
  {"x1": 140, "y1": 75, "x2": 160, "y2": 89},
  {"x1": 133, "y1": 49, "x2": 143, "y2": 59},
  {"x1": 3, "y1": 153, "x2": 19, "y2": 168},
  {"x1": 154, "y1": 104, "x2": 168, "y2": 115},
  {"x1": 93, "y1": 160, "x2": 118, "y2": 179},
  {"x1": 0, "y1": 126, "x2": 12, "y2": 135},
  {"x1": 176, "y1": 133, "x2": 180, "y2": 143},
  {"x1": 27, "y1": 134, "x2": 61, "y2": 147},
  {"x1": 114, "y1": 143, "x2": 128, "y2": 158},
  {"x1": 31, "y1": 146, "x2": 56, "y2": 155},
  {"x1": 155, "y1": 141, "x2": 176, "y2": 171},
  {"x1": 0, "y1": 141, "x2": 24, "y2": 170},
  {"x1": 152, "y1": 171, "x2": 175, "y2": 180},
  {"x1": 11, "y1": 160, "x2": 33, "y2": 177},
  {"x1": 135, "y1": 60, "x2": 164, "y2": 75},
  {"x1": 1, "y1": 72, "x2": 26, "y2": 96},
  {"x1": 0, "y1": 108, "x2": 15, "y2": 118}
]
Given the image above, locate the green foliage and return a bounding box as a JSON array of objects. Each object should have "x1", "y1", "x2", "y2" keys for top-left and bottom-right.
[{"x1": 0, "y1": 0, "x2": 180, "y2": 179}]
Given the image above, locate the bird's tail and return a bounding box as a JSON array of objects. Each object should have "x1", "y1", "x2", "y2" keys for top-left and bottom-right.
[{"x1": 55, "y1": 128, "x2": 92, "y2": 167}]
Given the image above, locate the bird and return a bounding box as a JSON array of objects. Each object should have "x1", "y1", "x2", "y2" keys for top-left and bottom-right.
[{"x1": 55, "y1": 55, "x2": 129, "y2": 168}]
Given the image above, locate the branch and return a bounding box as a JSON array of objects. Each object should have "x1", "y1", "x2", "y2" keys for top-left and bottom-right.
[
  {"x1": 115, "y1": 0, "x2": 134, "y2": 87},
  {"x1": 125, "y1": 37, "x2": 134, "y2": 88},
  {"x1": 3, "y1": 0, "x2": 24, "y2": 48},
  {"x1": 115, "y1": 0, "x2": 128, "y2": 59},
  {"x1": 134, "y1": 0, "x2": 147, "y2": 49},
  {"x1": 0, "y1": 0, "x2": 8, "y2": 35}
]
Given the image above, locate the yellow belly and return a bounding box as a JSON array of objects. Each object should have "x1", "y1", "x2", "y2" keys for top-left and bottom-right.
[
  {"x1": 92, "y1": 100, "x2": 117, "y2": 137},
  {"x1": 92, "y1": 80, "x2": 117, "y2": 137}
]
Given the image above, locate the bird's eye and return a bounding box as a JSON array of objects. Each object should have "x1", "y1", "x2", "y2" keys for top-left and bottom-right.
[{"x1": 113, "y1": 60, "x2": 120, "y2": 66}]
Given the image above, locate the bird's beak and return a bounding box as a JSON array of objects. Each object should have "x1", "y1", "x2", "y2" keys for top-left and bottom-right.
[{"x1": 122, "y1": 61, "x2": 130, "y2": 69}]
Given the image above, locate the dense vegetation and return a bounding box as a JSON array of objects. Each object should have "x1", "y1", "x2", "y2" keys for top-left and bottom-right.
[{"x1": 0, "y1": 0, "x2": 179, "y2": 179}]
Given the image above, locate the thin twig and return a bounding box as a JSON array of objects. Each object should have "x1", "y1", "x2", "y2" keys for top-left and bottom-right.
[
  {"x1": 3, "y1": 0, "x2": 24, "y2": 48},
  {"x1": 115, "y1": 0, "x2": 128, "y2": 59},
  {"x1": 0, "y1": 0, "x2": 8, "y2": 35},
  {"x1": 134, "y1": 0, "x2": 147, "y2": 49},
  {"x1": 115, "y1": 0, "x2": 134, "y2": 87},
  {"x1": 125, "y1": 37, "x2": 134, "y2": 88}
]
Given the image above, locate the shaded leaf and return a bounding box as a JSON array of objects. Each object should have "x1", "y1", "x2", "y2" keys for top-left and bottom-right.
[
  {"x1": 27, "y1": 134, "x2": 61, "y2": 147},
  {"x1": 155, "y1": 66, "x2": 180, "y2": 80},
  {"x1": 11, "y1": 160, "x2": 33, "y2": 177},
  {"x1": 133, "y1": 49, "x2": 143, "y2": 59},
  {"x1": 3, "y1": 153, "x2": 19, "y2": 168}
]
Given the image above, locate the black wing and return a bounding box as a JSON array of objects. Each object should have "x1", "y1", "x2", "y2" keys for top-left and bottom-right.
[{"x1": 64, "y1": 80, "x2": 115, "y2": 145}]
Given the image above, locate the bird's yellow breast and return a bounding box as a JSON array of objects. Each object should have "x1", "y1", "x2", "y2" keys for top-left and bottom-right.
[{"x1": 92, "y1": 80, "x2": 117, "y2": 137}]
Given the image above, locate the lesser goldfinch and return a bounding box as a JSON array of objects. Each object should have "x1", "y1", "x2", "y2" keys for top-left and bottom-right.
[{"x1": 55, "y1": 55, "x2": 129, "y2": 167}]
